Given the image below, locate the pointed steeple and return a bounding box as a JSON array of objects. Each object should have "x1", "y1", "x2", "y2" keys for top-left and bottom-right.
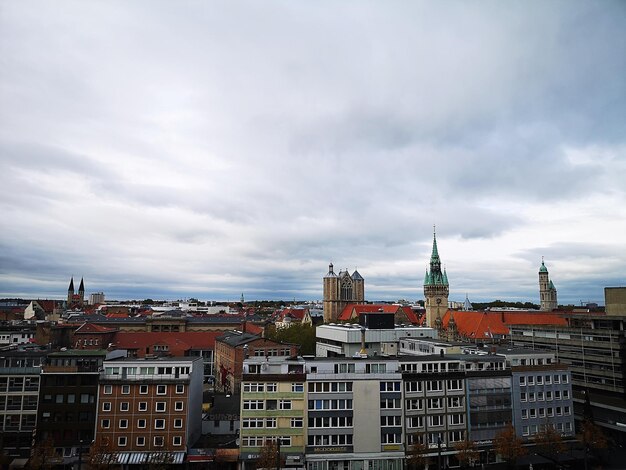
[
  {"x1": 442, "y1": 268, "x2": 449, "y2": 286},
  {"x1": 430, "y1": 226, "x2": 440, "y2": 263},
  {"x1": 68, "y1": 277, "x2": 75, "y2": 292},
  {"x1": 78, "y1": 277, "x2": 85, "y2": 292},
  {"x1": 325, "y1": 262, "x2": 337, "y2": 277}
]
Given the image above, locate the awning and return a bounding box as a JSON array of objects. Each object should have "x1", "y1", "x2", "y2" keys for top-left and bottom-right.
[{"x1": 103, "y1": 452, "x2": 185, "y2": 465}]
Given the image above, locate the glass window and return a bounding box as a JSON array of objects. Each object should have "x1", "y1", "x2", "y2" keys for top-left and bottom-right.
[
  {"x1": 156, "y1": 402, "x2": 166, "y2": 412},
  {"x1": 138, "y1": 419, "x2": 146, "y2": 428},
  {"x1": 174, "y1": 401, "x2": 184, "y2": 411},
  {"x1": 176, "y1": 384, "x2": 184, "y2": 394},
  {"x1": 121, "y1": 385, "x2": 130, "y2": 394},
  {"x1": 139, "y1": 385, "x2": 148, "y2": 394},
  {"x1": 156, "y1": 385, "x2": 166, "y2": 395},
  {"x1": 118, "y1": 436, "x2": 127, "y2": 447},
  {"x1": 137, "y1": 436, "x2": 145, "y2": 446},
  {"x1": 174, "y1": 418, "x2": 183, "y2": 428},
  {"x1": 155, "y1": 419, "x2": 165, "y2": 429}
]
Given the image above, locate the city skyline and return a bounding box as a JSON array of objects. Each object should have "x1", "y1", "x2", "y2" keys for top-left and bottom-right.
[{"x1": 1, "y1": 2, "x2": 625, "y2": 305}]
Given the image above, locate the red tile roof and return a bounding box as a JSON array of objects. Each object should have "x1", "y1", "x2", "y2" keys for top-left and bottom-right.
[
  {"x1": 442, "y1": 310, "x2": 567, "y2": 339},
  {"x1": 112, "y1": 331, "x2": 225, "y2": 357},
  {"x1": 337, "y1": 304, "x2": 422, "y2": 325},
  {"x1": 74, "y1": 322, "x2": 118, "y2": 334}
]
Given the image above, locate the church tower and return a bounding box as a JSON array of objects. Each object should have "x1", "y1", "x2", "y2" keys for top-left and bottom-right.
[
  {"x1": 78, "y1": 277, "x2": 85, "y2": 307},
  {"x1": 539, "y1": 258, "x2": 558, "y2": 311},
  {"x1": 68, "y1": 277, "x2": 75, "y2": 305},
  {"x1": 322, "y1": 263, "x2": 365, "y2": 323},
  {"x1": 423, "y1": 229, "x2": 449, "y2": 328}
]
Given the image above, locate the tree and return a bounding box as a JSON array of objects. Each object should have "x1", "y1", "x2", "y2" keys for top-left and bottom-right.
[
  {"x1": 26, "y1": 437, "x2": 58, "y2": 469},
  {"x1": 406, "y1": 433, "x2": 430, "y2": 470},
  {"x1": 255, "y1": 439, "x2": 284, "y2": 470},
  {"x1": 533, "y1": 423, "x2": 566, "y2": 459},
  {"x1": 494, "y1": 425, "x2": 526, "y2": 469},
  {"x1": 454, "y1": 438, "x2": 479, "y2": 469},
  {"x1": 266, "y1": 323, "x2": 316, "y2": 355},
  {"x1": 578, "y1": 419, "x2": 608, "y2": 469},
  {"x1": 89, "y1": 438, "x2": 116, "y2": 470}
]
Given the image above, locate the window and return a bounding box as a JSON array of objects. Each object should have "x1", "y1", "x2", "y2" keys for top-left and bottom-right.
[
  {"x1": 103, "y1": 385, "x2": 112, "y2": 395},
  {"x1": 448, "y1": 396, "x2": 463, "y2": 408},
  {"x1": 529, "y1": 393, "x2": 536, "y2": 402},
  {"x1": 383, "y1": 433, "x2": 402, "y2": 444},
  {"x1": 405, "y1": 381, "x2": 422, "y2": 393},
  {"x1": 546, "y1": 391, "x2": 553, "y2": 401},
  {"x1": 537, "y1": 392, "x2": 544, "y2": 401},
  {"x1": 519, "y1": 376, "x2": 526, "y2": 386},
  {"x1": 266, "y1": 383, "x2": 278, "y2": 392},
  {"x1": 522, "y1": 426, "x2": 529, "y2": 436},
  {"x1": 291, "y1": 418, "x2": 303, "y2": 428},
  {"x1": 562, "y1": 374, "x2": 568, "y2": 383},
  {"x1": 173, "y1": 436, "x2": 182, "y2": 446},
  {"x1": 176, "y1": 384, "x2": 185, "y2": 394},
  {"x1": 553, "y1": 374, "x2": 560, "y2": 383},
  {"x1": 365, "y1": 363, "x2": 385, "y2": 373},
  {"x1": 121, "y1": 385, "x2": 130, "y2": 395},
  {"x1": 407, "y1": 416, "x2": 424, "y2": 428},
  {"x1": 428, "y1": 398, "x2": 443, "y2": 410},
  {"x1": 380, "y1": 381, "x2": 401, "y2": 392},
  {"x1": 174, "y1": 401, "x2": 184, "y2": 411},
  {"x1": 555, "y1": 390, "x2": 562, "y2": 400},
  {"x1": 102, "y1": 402, "x2": 111, "y2": 412},
  {"x1": 156, "y1": 402, "x2": 166, "y2": 412},
  {"x1": 427, "y1": 380, "x2": 443, "y2": 392},
  {"x1": 449, "y1": 431, "x2": 464, "y2": 442},
  {"x1": 174, "y1": 418, "x2": 183, "y2": 428},
  {"x1": 381, "y1": 416, "x2": 402, "y2": 427},
  {"x1": 548, "y1": 407, "x2": 554, "y2": 417},
  {"x1": 279, "y1": 400, "x2": 292, "y2": 410},
  {"x1": 155, "y1": 419, "x2": 165, "y2": 429},
  {"x1": 120, "y1": 402, "x2": 129, "y2": 412},
  {"x1": 243, "y1": 383, "x2": 264, "y2": 393},
  {"x1": 447, "y1": 379, "x2": 462, "y2": 390},
  {"x1": 137, "y1": 436, "x2": 145, "y2": 446},
  {"x1": 539, "y1": 408, "x2": 545, "y2": 418},
  {"x1": 563, "y1": 390, "x2": 570, "y2": 399},
  {"x1": 139, "y1": 385, "x2": 148, "y2": 394},
  {"x1": 67, "y1": 394, "x2": 75, "y2": 404},
  {"x1": 156, "y1": 385, "x2": 167, "y2": 395},
  {"x1": 101, "y1": 419, "x2": 110, "y2": 429},
  {"x1": 406, "y1": 399, "x2": 423, "y2": 410},
  {"x1": 529, "y1": 409, "x2": 536, "y2": 418},
  {"x1": 334, "y1": 363, "x2": 356, "y2": 373},
  {"x1": 154, "y1": 436, "x2": 164, "y2": 447},
  {"x1": 243, "y1": 400, "x2": 264, "y2": 410},
  {"x1": 528, "y1": 376, "x2": 534, "y2": 385},
  {"x1": 545, "y1": 375, "x2": 552, "y2": 384},
  {"x1": 138, "y1": 402, "x2": 147, "y2": 411},
  {"x1": 266, "y1": 418, "x2": 277, "y2": 428},
  {"x1": 118, "y1": 436, "x2": 127, "y2": 447},
  {"x1": 137, "y1": 419, "x2": 146, "y2": 428},
  {"x1": 537, "y1": 375, "x2": 543, "y2": 385},
  {"x1": 381, "y1": 398, "x2": 401, "y2": 409},
  {"x1": 520, "y1": 392, "x2": 527, "y2": 402},
  {"x1": 521, "y1": 409, "x2": 528, "y2": 419},
  {"x1": 449, "y1": 414, "x2": 464, "y2": 425},
  {"x1": 119, "y1": 419, "x2": 128, "y2": 429},
  {"x1": 292, "y1": 383, "x2": 304, "y2": 392},
  {"x1": 429, "y1": 415, "x2": 444, "y2": 427}
]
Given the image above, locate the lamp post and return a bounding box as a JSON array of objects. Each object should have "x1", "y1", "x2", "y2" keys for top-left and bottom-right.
[
  {"x1": 77, "y1": 439, "x2": 83, "y2": 470},
  {"x1": 276, "y1": 438, "x2": 282, "y2": 470},
  {"x1": 438, "y1": 436, "x2": 442, "y2": 470}
]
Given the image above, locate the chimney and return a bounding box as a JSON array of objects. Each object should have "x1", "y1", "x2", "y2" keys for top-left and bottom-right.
[{"x1": 358, "y1": 326, "x2": 368, "y2": 357}]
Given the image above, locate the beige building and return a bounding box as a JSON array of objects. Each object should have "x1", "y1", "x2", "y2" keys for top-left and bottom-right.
[
  {"x1": 322, "y1": 264, "x2": 365, "y2": 323},
  {"x1": 539, "y1": 259, "x2": 558, "y2": 311},
  {"x1": 605, "y1": 287, "x2": 626, "y2": 315}
]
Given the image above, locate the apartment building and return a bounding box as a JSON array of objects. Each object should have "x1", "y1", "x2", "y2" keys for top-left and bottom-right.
[
  {"x1": 399, "y1": 356, "x2": 469, "y2": 469},
  {"x1": 239, "y1": 357, "x2": 307, "y2": 470},
  {"x1": 0, "y1": 347, "x2": 46, "y2": 465},
  {"x1": 94, "y1": 356, "x2": 203, "y2": 465},
  {"x1": 36, "y1": 349, "x2": 107, "y2": 463},
  {"x1": 497, "y1": 348, "x2": 575, "y2": 440}
]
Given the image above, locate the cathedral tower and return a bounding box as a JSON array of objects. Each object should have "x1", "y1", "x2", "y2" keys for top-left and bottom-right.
[
  {"x1": 423, "y1": 229, "x2": 449, "y2": 328},
  {"x1": 78, "y1": 277, "x2": 85, "y2": 307},
  {"x1": 539, "y1": 258, "x2": 557, "y2": 311},
  {"x1": 67, "y1": 277, "x2": 75, "y2": 305},
  {"x1": 322, "y1": 263, "x2": 365, "y2": 323}
]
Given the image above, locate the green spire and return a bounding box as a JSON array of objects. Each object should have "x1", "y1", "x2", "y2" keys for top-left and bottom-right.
[
  {"x1": 431, "y1": 226, "x2": 440, "y2": 263},
  {"x1": 443, "y1": 269, "x2": 449, "y2": 286},
  {"x1": 424, "y1": 270, "x2": 431, "y2": 285}
]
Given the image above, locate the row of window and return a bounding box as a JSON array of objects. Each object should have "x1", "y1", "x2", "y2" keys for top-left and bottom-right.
[
  {"x1": 243, "y1": 399, "x2": 294, "y2": 410},
  {"x1": 406, "y1": 397, "x2": 463, "y2": 410},
  {"x1": 522, "y1": 422, "x2": 572, "y2": 436},
  {"x1": 521, "y1": 406, "x2": 571, "y2": 419},
  {"x1": 331, "y1": 363, "x2": 388, "y2": 374},
  {"x1": 103, "y1": 384, "x2": 185, "y2": 395},
  {"x1": 101, "y1": 417, "x2": 183, "y2": 429},
  {"x1": 114, "y1": 435, "x2": 182, "y2": 447},
  {"x1": 252, "y1": 348, "x2": 292, "y2": 357},
  {"x1": 308, "y1": 434, "x2": 353, "y2": 446},
  {"x1": 400, "y1": 362, "x2": 463, "y2": 374},
  {"x1": 520, "y1": 389, "x2": 569, "y2": 401},
  {"x1": 242, "y1": 417, "x2": 303, "y2": 428},
  {"x1": 242, "y1": 436, "x2": 292, "y2": 447},
  {"x1": 42, "y1": 393, "x2": 94, "y2": 404},
  {"x1": 101, "y1": 401, "x2": 184, "y2": 412},
  {"x1": 406, "y1": 414, "x2": 465, "y2": 428},
  {"x1": 519, "y1": 374, "x2": 569, "y2": 386},
  {"x1": 104, "y1": 366, "x2": 190, "y2": 376},
  {"x1": 309, "y1": 416, "x2": 353, "y2": 428},
  {"x1": 409, "y1": 431, "x2": 465, "y2": 445},
  {"x1": 243, "y1": 383, "x2": 304, "y2": 393},
  {"x1": 309, "y1": 399, "x2": 352, "y2": 411},
  {"x1": 0, "y1": 377, "x2": 39, "y2": 391},
  {"x1": 405, "y1": 379, "x2": 464, "y2": 393},
  {"x1": 308, "y1": 382, "x2": 352, "y2": 393}
]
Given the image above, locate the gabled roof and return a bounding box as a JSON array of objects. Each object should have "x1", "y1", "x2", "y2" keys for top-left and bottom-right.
[
  {"x1": 442, "y1": 310, "x2": 567, "y2": 339},
  {"x1": 337, "y1": 303, "x2": 422, "y2": 325},
  {"x1": 278, "y1": 308, "x2": 310, "y2": 321},
  {"x1": 113, "y1": 331, "x2": 224, "y2": 356},
  {"x1": 74, "y1": 322, "x2": 118, "y2": 335}
]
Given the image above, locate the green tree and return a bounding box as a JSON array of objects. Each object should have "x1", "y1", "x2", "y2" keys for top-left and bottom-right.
[
  {"x1": 494, "y1": 424, "x2": 526, "y2": 470},
  {"x1": 266, "y1": 323, "x2": 316, "y2": 355}
]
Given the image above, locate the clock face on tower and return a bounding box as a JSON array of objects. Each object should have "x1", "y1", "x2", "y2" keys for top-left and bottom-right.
[{"x1": 436, "y1": 298, "x2": 441, "y2": 305}]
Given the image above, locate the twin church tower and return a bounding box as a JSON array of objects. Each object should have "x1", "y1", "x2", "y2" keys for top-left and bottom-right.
[{"x1": 322, "y1": 230, "x2": 558, "y2": 323}]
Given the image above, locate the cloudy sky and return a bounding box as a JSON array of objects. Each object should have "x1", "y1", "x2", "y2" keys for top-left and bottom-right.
[{"x1": 1, "y1": 1, "x2": 625, "y2": 304}]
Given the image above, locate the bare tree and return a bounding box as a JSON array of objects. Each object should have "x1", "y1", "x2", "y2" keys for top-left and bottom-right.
[
  {"x1": 255, "y1": 439, "x2": 285, "y2": 470},
  {"x1": 533, "y1": 422, "x2": 566, "y2": 459},
  {"x1": 493, "y1": 424, "x2": 526, "y2": 470},
  {"x1": 26, "y1": 437, "x2": 57, "y2": 469},
  {"x1": 454, "y1": 438, "x2": 479, "y2": 469},
  {"x1": 406, "y1": 433, "x2": 431, "y2": 470}
]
